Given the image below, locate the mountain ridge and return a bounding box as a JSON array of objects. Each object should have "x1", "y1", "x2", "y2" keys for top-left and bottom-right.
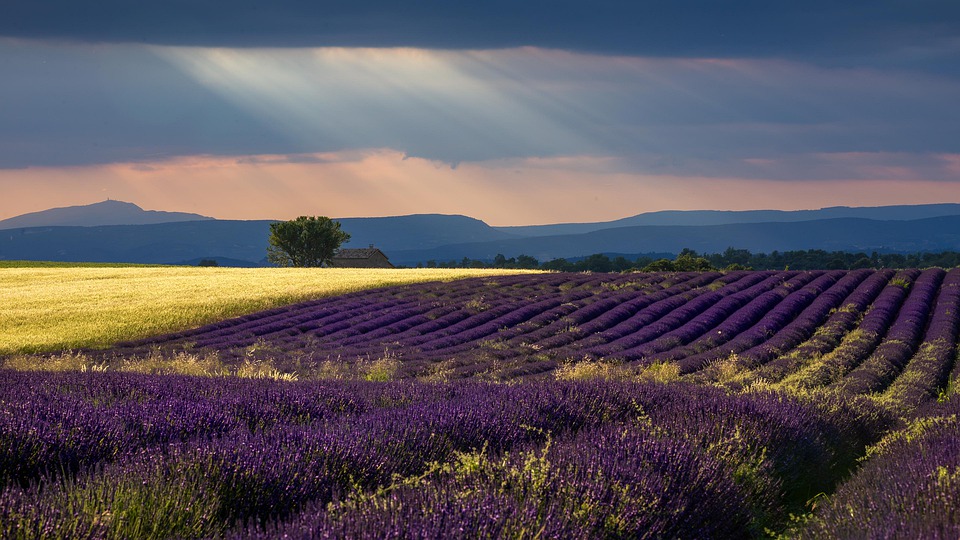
[
  {"x1": 2, "y1": 201, "x2": 959, "y2": 266},
  {"x1": 389, "y1": 215, "x2": 960, "y2": 265},
  {"x1": 0, "y1": 200, "x2": 214, "y2": 229},
  {"x1": 496, "y1": 204, "x2": 960, "y2": 237},
  {"x1": 6, "y1": 200, "x2": 960, "y2": 231},
  {"x1": 2, "y1": 215, "x2": 959, "y2": 267}
]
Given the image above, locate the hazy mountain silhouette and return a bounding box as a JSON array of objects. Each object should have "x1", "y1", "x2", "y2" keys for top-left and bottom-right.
[
  {"x1": 337, "y1": 214, "x2": 519, "y2": 251},
  {"x1": 389, "y1": 216, "x2": 960, "y2": 265},
  {"x1": 0, "y1": 200, "x2": 213, "y2": 229},
  {"x1": 0, "y1": 213, "x2": 517, "y2": 265},
  {"x1": 1, "y1": 201, "x2": 959, "y2": 266},
  {"x1": 497, "y1": 204, "x2": 960, "y2": 237}
]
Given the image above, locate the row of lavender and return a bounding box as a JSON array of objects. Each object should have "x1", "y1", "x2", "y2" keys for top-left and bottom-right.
[
  {"x1": 798, "y1": 391, "x2": 960, "y2": 538},
  {"x1": 105, "y1": 269, "x2": 960, "y2": 406},
  {"x1": 0, "y1": 370, "x2": 893, "y2": 538}
]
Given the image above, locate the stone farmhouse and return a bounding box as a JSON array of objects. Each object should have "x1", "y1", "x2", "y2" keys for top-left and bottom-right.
[{"x1": 329, "y1": 245, "x2": 394, "y2": 268}]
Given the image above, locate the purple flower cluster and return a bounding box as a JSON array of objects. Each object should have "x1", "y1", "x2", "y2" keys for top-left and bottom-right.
[
  {"x1": 10, "y1": 268, "x2": 960, "y2": 537},
  {"x1": 786, "y1": 269, "x2": 917, "y2": 389},
  {"x1": 800, "y1": 393, "x2": 960, "y2": 539},
  {"x1": 582, "y1": 271, "x2": 773, "y2": 358},
  {"x1": 675, "y1": 271, "x2": 847, "y2": 373},
  {"x1": 256, "y1": 422, "x2": 754, "y2": 540},
  {"x1": 752, "y1": 269, "x2": 893, "y2": 383},
  {"x1": 0, "y1": 371, "x2": 893, "y2": 538},
  {"x1": 836, "y1": 268, "x2": 945, "y2": 395},
  {"x1": 94, "y1": 269, "x2": 960, "y2": 400},
  {"x1": 884, "y1": 268, "x2": 960, "y2": 409},
  {"x1": 730, "y1": 269, "x2": 874, "y2": 369},
  {"x1": 610, "y1": 272, "x2": 823, "y2": 366}
]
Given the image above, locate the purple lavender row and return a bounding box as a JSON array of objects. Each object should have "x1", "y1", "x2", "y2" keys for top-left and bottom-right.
[
  {"x1": 834, "y1": 268, "x2": 945, "y2": 395},
  {"x1": 731, "y1": 269, "x2": 876, "y2": 370},
  {"x1": 410, "y1": 291, "x2": 597, "y2": 353},
  {"x1": 676, "y1": 271, "x2": 843, "y2": 374},
  {"x1": 205, "y1": 289, "x2": 468, "y2": 350},
  {"x1": 798, "y1": 394, "x2": 960, "y2": 539},
  {"x1": 295, "y1": 272, "x2": 696, "y2": 362},
  {"x1": 758, "y1": 270, "x2": 894, "y2": 382},
  {"x1": 323, "y1": 272, "x2": 585, "y2": 350},
  {"x1": 614, "y1": 272, "x2": 809, "y2": 363},
  {"x1": 525, "y1": 272, "x2": 734, "y2": 353},
  {"x1": 245, "y1": 384, "x2": 892, "y2": 539},
  {"x1": 576, "y1": 272, "x2": 742, "y2": 343},
  {"x1": 409, "y1": 272, "x2": 722, "y2": 359},
  {"x1": 584, "y1": 271, "x2": 778, "y2": 358},
  {"x1": 126, "y1": 294, "x2": 416, "y2": 354},
  {"x1": 0, "y1": 370, "x2": 458, "y2": 488},
  {"x1": 565, "y1": 272, "x2": 753, "y2": 358},
  {"x1": 0, "y1": 373, "x2": 894, "y2": 538},
  {"x1": 404, "y1": 274, "x2": 739, "y2": 371},
  {"x1": 492, "y1": 273, "x2": 723, "y2": 344},
  {"x1": 758, "y1": 270, "x2": 896, "y2": 383},
  {"x1": 190, "y1": 272, "x2": 671, "y2": 367},
  {"x1": 883, "y1": 268, "x2": 960, "y2": 410},
  {"x1": 115, "y1": 274, "x2": 520, "y2": 352},
  {"x1": 784, "y1": 269, "x2": 918, "y2": 390},
  {"x1": 340, "y1": 273, "x2": 629, "y2": 355},
  {"x1": 257, "y1": 423, "x2": 752, "y2": 539},
  {"x1": 0, "y1": 378, "x2": 677, "y2": 532},
  {"x1": 115, "y1": 276, "x2": 472, "y2": 346},
  {"x1": 183, "y1": 277, "x2": 564, "y2": 354},
  {"x1": 363, "y1": 273, "x2": 686, "y2": 360}
]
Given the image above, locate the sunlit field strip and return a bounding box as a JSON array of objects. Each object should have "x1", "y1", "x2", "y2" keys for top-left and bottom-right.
[{"x1": 0, "y1": 265, "x2": 537, "y2": 355}]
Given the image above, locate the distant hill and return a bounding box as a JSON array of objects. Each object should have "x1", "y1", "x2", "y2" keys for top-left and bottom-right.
[
  {"x1": 2, "y1": 202, "x2": 959, "y2": 266},
  {"x1": 0, "y1": 200, "x2": 214, "y2": 229},
  {"x1": 0, "y1": 214, "x2": 518, "y2": 266},
  {"x1": 497, "y1": 204, "x2": 960, "y2": 237},
  {"x1": 0, "y1": 221, "x2": 274, "y2": 265},
  {"x1": 389, "y1": 216, "x2": 960, "y2": 265},
  {"x1": 337, "y1": 214, "x2": 519, "y2": 251}
]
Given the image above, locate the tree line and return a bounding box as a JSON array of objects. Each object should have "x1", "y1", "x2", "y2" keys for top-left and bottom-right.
[
  {"x1": 417, "y1": 248, "x2": 960, "y2": 272},
  {"x1": 260, "y1": 216, "x2": 960, "y2": 271}
]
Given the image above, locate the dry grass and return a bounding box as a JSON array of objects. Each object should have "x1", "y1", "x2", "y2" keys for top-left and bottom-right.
[
  {"x1": 0, "y1": 266, "x2": 536, "y2": 355},
  {"x1": 554, "y1": 358, "x2": 682, "y2": 384}
]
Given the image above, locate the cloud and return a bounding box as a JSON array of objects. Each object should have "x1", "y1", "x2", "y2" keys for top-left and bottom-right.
[
  {"x1": 2, "y1": 41, "x2": 959, "y2": 180},
  {"x1": 3, "y1": 151, "x2": 959, "y2": 226},
  {"x1": 0, "y1": 39, "x2": 294, "y2": 168},
  {"x1": 2, "y1": 1, "x2": 958, "y2": 71}
]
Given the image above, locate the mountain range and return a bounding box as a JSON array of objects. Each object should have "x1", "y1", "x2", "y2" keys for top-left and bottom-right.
[
  {"x1": 0, "y1": 200, "x2": 213, "y2": 229},
  {"x1": 1, "y1": 200, "x2": 959, "y2": 266}
]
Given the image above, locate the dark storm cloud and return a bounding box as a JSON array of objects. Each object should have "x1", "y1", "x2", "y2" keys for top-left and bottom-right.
[
  {"x1": 3, "y1": 1, "x2": 959, "y2": 66},
  {"x1": 0, "y1": 41, "x2": 330, "y2": 168},
  {"x1": 2, "y1": 40, "x2": 959, "y2": 172}
]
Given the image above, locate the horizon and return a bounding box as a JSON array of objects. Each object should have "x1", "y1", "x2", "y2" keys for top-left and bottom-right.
[
  {"x1": 2, "y1": 3, "x2": 959, "y2": 225},
  {"x1": 5, "y1": 198, "x2": 960, "y2": 229}
]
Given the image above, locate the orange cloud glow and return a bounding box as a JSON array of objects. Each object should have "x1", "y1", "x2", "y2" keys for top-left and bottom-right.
[{"x1": 2, "y1": 150, "x2": 959, "y2": 226}]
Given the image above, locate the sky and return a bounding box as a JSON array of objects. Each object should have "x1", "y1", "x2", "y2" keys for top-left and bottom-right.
[{"x1": 2, "y1": 1, "x2": 959, "y2": 226}]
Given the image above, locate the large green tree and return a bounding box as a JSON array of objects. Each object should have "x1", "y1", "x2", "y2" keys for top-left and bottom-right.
[{"x1": 266, "y1": 216, "x2": 351, "y2": 267}]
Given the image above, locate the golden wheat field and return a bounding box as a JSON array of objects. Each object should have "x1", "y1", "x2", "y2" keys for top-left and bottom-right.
[{"x1": 0, "y1": 264, "x2": 535, "y2": 355}]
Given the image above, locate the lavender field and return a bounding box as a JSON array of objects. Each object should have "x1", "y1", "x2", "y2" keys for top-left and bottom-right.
[{"x1": 3, "y1": 269, "x2": 960, "y2": 538}]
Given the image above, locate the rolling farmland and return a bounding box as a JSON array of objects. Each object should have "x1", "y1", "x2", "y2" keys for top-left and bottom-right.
[
  {"x1": 0, "y1": 265, "x2": 532, "y2": 355},
  {"x1": 3, "y1": 268, "x2": 960, "y2": 538}
]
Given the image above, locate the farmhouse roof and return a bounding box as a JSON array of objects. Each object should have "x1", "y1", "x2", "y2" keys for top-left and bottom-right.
[
  {"x1": 334, "y1": 248, "x2": 386, "y2": 259},
  {"x1": 329, "y1": 245, "x2": 395, "y2": 268}
]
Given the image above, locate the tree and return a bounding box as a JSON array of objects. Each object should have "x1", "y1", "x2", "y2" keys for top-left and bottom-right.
[
  {"x1": 674, "y1": 253, "x2": 714, "y2": 271},
  {"x1": 643, "y1": 258, "x2": 676, "y2": 272},
  {"x1": 266, "y1": 216, "x2": 351, "y2": 267},
  {"x1": 516, "y1": 254, "x2": 540, "y2": 269}
]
